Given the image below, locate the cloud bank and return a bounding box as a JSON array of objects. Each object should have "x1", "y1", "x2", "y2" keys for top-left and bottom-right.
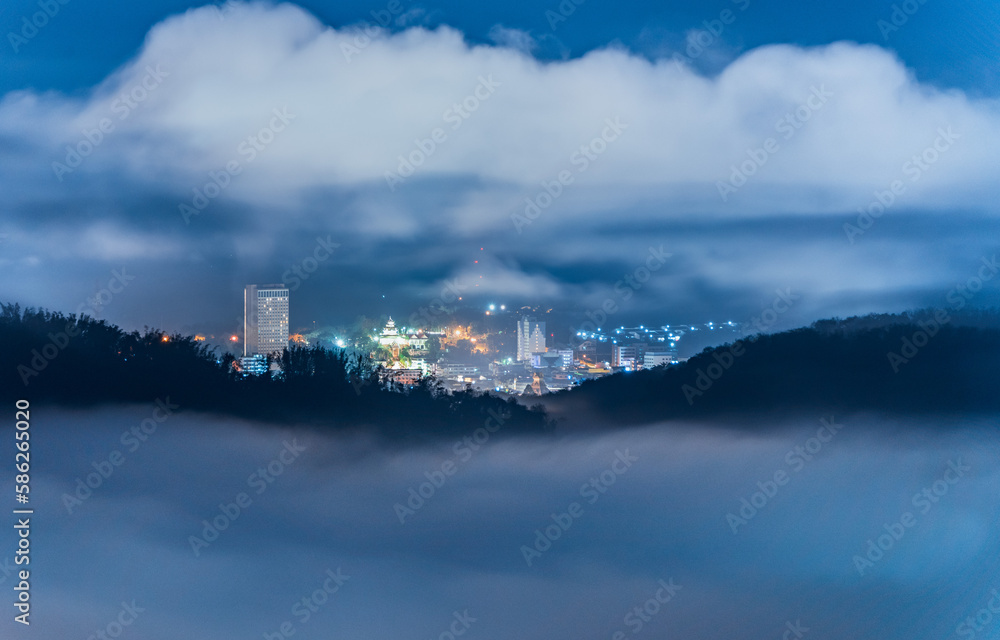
[
  {"x1": 1, "y1": 2, "x2": 999, "y2": 333},
  {"x1": 4, "y1": 408, "x2": 998, "y2": 639}
]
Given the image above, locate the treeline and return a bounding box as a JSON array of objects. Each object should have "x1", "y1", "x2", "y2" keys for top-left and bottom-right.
[
  {"x1": 0, "y1": 304, "x2": 548, "y2": 440},
  {"x1": 555, "y1": 310, "x2": 1000, "y2": 424}
]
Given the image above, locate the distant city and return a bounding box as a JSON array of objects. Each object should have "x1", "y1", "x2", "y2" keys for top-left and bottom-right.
[{"x1": 229, "y1": 283, "x2": 746, "y2": 395}]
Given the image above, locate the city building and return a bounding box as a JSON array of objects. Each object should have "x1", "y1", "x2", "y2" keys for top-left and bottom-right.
[
  {"x1": 531, "y1": 349, "x2": 572, "y2": 369},
  {"x1": 576, "y1": 338, "x2": 612, "y2": 364},
  {"x1": 517, "y1": 316, "x2": 547, "y2": 362},
  {"x1": 554, "y1": 349, "x2": 574, "y2": 368},
  {"x1": 237, "y1": 354, "x2": 268, "y2": 376},
  {"x1": 612, "y1": 343, "x2": 647, "y2": 370},
  {"x1": 547, "y1": 370, "x2": 580, "y2": 392},
  {"x1": 643, "y1": 351, "x2": 676, "y2": 368},
  {"x1": 438, "y1": 363, "x2": 480, "y2": 379},
  {"x1": 244, "y1": 284, "x2": 289, "y2": 357},
  {"x1": 382, "y1": 368, "x2": 423, "y2": 386}
]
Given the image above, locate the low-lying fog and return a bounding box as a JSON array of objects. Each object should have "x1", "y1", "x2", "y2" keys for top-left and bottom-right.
[{"x1": 2, "y1": 405, "x2": 997, "y2": 639}]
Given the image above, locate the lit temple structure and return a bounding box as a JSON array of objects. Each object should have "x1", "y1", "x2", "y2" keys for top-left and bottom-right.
[{"x1": 377, "y1": 318, "x2": 429, "y2": 378}]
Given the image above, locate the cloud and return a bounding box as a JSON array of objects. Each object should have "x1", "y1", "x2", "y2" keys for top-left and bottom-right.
[
  {"x1": 17, "y1": 407, "x2": 1000, "y2": 639},
  {"x1": 488, "y1": 25, "x2": 539, "y2": 54},
  {"x1": 1, "y1": 1, "x2": 999, "y2": 333},
  {"x1": 448, "y1": 255, "x2": 569, "y2": 299},
  {"x1": 5, "y1": 3, "x2": 997, "y2": 206}
]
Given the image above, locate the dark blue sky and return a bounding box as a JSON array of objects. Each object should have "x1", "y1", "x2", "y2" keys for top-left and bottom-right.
[{"x1": 3, "y1": 0, "x2": 998, "y2": 96}]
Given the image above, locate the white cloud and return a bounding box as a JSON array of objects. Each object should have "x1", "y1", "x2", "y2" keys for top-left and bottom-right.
[
  {"x1": 447, "y1": 256, "x2": 568, "y2": 300},
  {"x1": 3, "y1": 1, "x2": 997, "y2": 220},
  {"x1": 2, "y1": 2, "x2": 999, "y2": 328},
  {"x1": 488, "y1": 24, "x2": 538, "y2": 54}
]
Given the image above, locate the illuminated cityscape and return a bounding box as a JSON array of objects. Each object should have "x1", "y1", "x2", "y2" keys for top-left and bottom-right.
[
  {"x1": 1, "y1": 0, "x2": 995, "y2": 634},
  {"x1": 228, "y1": 283, "x2": 748, "y2": 394}
]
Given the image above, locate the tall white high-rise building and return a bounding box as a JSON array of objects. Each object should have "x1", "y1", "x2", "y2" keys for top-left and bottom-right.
[
  {"x1": 516, "y1": 317, "x2": 547, "y2": 362},
  {"x1": 244, "y1": 284, "x2": 289, "y2": 357}
]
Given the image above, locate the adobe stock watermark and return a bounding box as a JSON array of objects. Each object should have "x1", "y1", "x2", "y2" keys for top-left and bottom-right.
[
  {"x1": 887, "y1": 254, "x2": 997, "y2": 372},
  {"x1": 84, "y1": 601, "x2": 146, "y2": 640},
  {"x1": 179, "y1": 106, "x2": 296, "y2": 224},
  {"x1": 511, "y1": 117, "x2": 628, "y2": 233},
  {"x1": 188, "y1": 439, "x2": 307, "y2": 556},
  {"x1": 61, "y1": 398, "x2": 179, "y2": 514},
  {"x1": 877, "y1": 0, "x2": 929, "y2": 40},
  {"x1": 407, "y1": 278, "x2": 469, "y2": 329},
  {"x1": 340, "y1": 0, "x2": 414, "y2": 62},
  {"x1": 263, "y1": 568, "x2": 349, "y2": 639},
  {"x1": 544, "y1": 0, "x2": 587, "y2": 31},
  {"x1": 610, "y1": 579, "x2": 682, "y2": 637},
  {"x1": 843, "y1": 126, "x2": 960, "y2": 243},
  {"x1": 520, "y1": 449, "x2": 638, "y2": 566},
  {"x1": 394, "y1": 409, "x2": 509, "y2": 523},
  {"x1": 52, "y1": 64, "x2": 170, "y2": 182},
  {"x1": 17, "y1": 267, "x2": 136, "y2": 386},
  {"x1": 281, "y1": 236, "x2": 341, "y2": 291},
  {"x1": 776, "y1": 621, "x2": 809, "y2": 640},
  {"x1": 727, "y1": 416, "x2": 843, "y2": 534},
  {"x1": 349, "y1": 371, "x2": 377, "y2": 396},
  {"x1": 739, "y1": 288, "x2": 800, "y2": 338},
  {"x1": 384, "y1": 75, "x2": 501, "y2": 191},
  {"x1": 424, "y1": 610, "x2": 477, "y2": 640},
  {"x1": 7, "y1": 0, "x2": 71, "y2": 53},
  {"x1": 851, "y1": 458, "x2": 970, "y2": 576},
  {"x1": 571, "y1": 245, "x2": 671, "y2": 346},
  {"x1": 717, "y1": 85, "x2": 832, "y2": 202},
  {"x1": 682, "y1": 288, "x2": 798, "y2": 405},
  {"x1": 0, "y1": 556, "x2": 18, "y2": 587},
  {"x1": 955, "y1": 587, "x2": 1000, "y2": 639},
  {"x1": 671, "y1": 0, "x2": 751, "y2": 72},
  {"x1": 74, "y1": 268, "x2": 137, "y2": 320}
]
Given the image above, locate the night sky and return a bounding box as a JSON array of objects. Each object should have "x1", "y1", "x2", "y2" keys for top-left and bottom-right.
[{"x1": 1, "y1": 0, "x2": 999, "y2": 336}]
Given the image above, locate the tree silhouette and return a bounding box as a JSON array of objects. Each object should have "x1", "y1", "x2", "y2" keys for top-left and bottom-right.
[
  {"x1": 553, "y1": 309, "x2": 1000, "y2": 425},
  {"x1": 0, "y1": 302, "x2": 548, "y2": 441}
]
